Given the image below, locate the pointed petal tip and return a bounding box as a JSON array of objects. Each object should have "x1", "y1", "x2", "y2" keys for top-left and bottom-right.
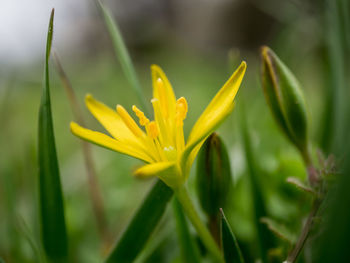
[
  {"x1": 150, "y1": 64, "x2": 161, "y2": 71},
  {"x1": 85, "y1": 93, "x2": 93, "y2": 102},
  {"x1": 239, "y1": 61, "x2": 247, "y2": 73},
  {"x1": 260, "y1": 45, "x2": 270, "y2": 53},
  {"x1": 70, "y1": 120, "x2": 82, "y2": 128},
  {"x1": 133, "y1": 165, "x2": 157, "y2": 178},
  {"x1": 70, "y1": 121, "x2": 81, "y2": 134},
  {"x1": 70, "y1": 121, "x2": 77, "y2": 128},
  {"x1": 260, "y1": 46, "x2": 274, "y2": 62}
]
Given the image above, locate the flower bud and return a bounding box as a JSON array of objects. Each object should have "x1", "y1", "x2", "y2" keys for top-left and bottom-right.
[
  {"x1": 261, "y1": 46, "x2": 309, "y2": 160},
  {"x1": 196, "y1": 133, "x2": 232, "y2": 217}
]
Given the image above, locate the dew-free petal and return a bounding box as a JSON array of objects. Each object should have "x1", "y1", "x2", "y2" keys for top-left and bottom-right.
[{"x1": 70, "y1": 122, "x2": 154, "y2": 163}]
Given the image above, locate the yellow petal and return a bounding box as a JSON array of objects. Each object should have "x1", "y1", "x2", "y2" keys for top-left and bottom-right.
[
  {"x1": 151, "y1": 65, "x2": 177, "y2": 120},
  {"x1": 187, "y1": 61, "x2": 246, "y2": 150},
  {"x1": 134, "y1": 161, "x2": 182, "y2": 188},
  {"x1": 85, "y1": 94, "x2": 139, "y2": 143},
  {"x1": 181, "y1": 61, "x2": 246, "y2": 174},
  {"x1": 70, "y1": 122, "x2": 154, "y2": 163},
  {"x1": 182, "y1": 138, "x2": 207, "y2": 179}
]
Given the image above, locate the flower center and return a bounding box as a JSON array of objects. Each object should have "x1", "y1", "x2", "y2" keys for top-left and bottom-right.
[{"x1": 128, "y1": 93, "x2": 188, "y2": 162}]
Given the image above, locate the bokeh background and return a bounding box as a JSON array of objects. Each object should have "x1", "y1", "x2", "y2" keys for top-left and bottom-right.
[{"x1": 1, "y1": 0, "x2": 348, "y2": 262}]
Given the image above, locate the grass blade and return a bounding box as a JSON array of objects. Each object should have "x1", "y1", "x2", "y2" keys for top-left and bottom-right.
[
  {"x1": 220, "y1": 209, "x2": 244, "y2": 263},
  {"x1": 319, "y1": 0, "x2": 349, "y2": 153},
  {"x1": 240, "y1": 105, "x2": 275, "y2": 262},
  {"x1": 96, "y1": 0, "x2": 149, "y2": 115},
  {"x1": 105, "y1": 180, "x2": 173, "y2": 263},
  {"x1": 312, "y1": 137, "x2": 350, "y2": 262},
  {"x1": 38, "y1": 9, "x2": 68, "y2": 261},
  {"x1": 172, "y1": 199, "x2": 201, "y2": 263}
]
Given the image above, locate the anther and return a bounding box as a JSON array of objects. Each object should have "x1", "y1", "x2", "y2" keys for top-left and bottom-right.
[
  {"x1": 116, "y1": 105, "x2": 143, "y2": 137},
  {"x1": 148, "y1": 121, "x2": 159, "y2": 139},
  {"x1": 176, "y1": 97, "x2": 188, "y2": 126},
  {"x1": 156, "y1": 78, "x2": 168, "y2": 118},
  {"x1": 132, "y1": 105, "x2": 150, "y2": 126}
]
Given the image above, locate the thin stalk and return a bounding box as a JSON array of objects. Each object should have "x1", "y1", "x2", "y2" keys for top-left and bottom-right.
[
  {"x1": 285, "y1": 150, "x2": 322, "y2": 263},
  {"x1": 285, "y1": 198, "x2": 322, "y2": 263},
  {"x1": 96, "y1": 0, "x2": 149, "y2": 115},
  {"x1": 53, "y1": 53, "x2": 110, "y2": 245},
  {"x1": 174, "y1": 186, "x2": 224, "y2": 263}
]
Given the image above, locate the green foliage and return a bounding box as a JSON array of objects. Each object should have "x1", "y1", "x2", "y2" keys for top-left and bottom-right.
[
  {"x1": 96, "y1": 0, "x2": 149, "y2": 115},
  {"x1": 172, "y1": 199, "x2": 201, "y2": 263},
  {"x1": 37, "y1": 9, "x2": 68, "y2": 262},
  {"x1": 220, "y1": 209, "x2": 244, "y2": 263},
  {"x1": 196, "y1": 133, "x2": 232, "y2": 217},
  {"x1": 319, "y1": 0, "x2": 350, "y2": 153},
  {"x1": 105, "y1": 180, "x2": 173, "y2": 263},
  {"x1": 240, "y1": 105, "x2": 275, "y2": 262},
  {"x1": 2, "y1": 1, "x2": 349, "y2": 262},
  {"x1": 312, "y1": 147, "x2": 350, "y2": 262}
]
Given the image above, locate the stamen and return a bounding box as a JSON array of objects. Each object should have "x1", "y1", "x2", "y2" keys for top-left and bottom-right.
[
  {"x1": 151, "y1": 98, "x2": 172, "y2": 146},
  {"x1": 132, "y1": 105, "x2": 150, "y2": 126},
  {"x1": 146, "y1": 121, "x2": 167, "y2": 161},
  {"x1": 176, "y1": 97, "x2": 188, "y2": 126},
  {"x1": 175, "y1": 97, "x2": 188, "y2": 152},
  {"x1": 116, "y1": 105, "x2": 144, "y2": 137},
  {"x1": 156, "y1": 78, "x2": 168, "y2": 118},
  {"x1": 148, "y1": 121, "x2": 159, "y2": 139}
]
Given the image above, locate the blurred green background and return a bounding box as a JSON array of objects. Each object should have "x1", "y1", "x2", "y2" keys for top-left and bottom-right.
[{"x1": 1, "y1": 0, "x2": 348, "y2": 262}]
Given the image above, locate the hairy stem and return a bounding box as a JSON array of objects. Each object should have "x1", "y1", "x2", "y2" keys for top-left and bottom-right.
[{"x1": 285, "y1": 198, "x2": 322, "y2": 263}]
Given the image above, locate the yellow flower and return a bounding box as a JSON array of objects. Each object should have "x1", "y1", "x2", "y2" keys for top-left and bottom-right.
[{"x1": 70, "y1": 62, "x2": 246, "y2": 188}]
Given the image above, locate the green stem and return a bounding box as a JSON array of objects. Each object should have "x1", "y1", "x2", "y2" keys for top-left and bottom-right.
[{"x1": 174, "y1": 186, "x2": 224, "y2": 263}]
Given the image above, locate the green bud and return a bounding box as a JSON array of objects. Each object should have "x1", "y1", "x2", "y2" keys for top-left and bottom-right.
[
  {"x1": 261, "y1": 46, "x2": 309, "y2": 161},
  {"x1": 196, "y1": 133, "x2": 232, "y2": 217}
]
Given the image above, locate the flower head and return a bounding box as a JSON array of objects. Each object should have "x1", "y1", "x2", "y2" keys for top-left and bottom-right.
[{"x1": 71, "y1": 62, "x2": 246, "y2": 188}]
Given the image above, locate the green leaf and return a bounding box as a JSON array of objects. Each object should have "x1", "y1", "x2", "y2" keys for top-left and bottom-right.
[
  {"x1": 96, "y1": 0, "x2": 149, "y2": 115},
  {"x1": 38, "y1": 9, "x2": 68, "y2": 262},
  {"x1": 240, "y1": 105, "x2": 275, "y2": 262},
  {"x1": 312, "y1": 136, "x2": 350, "y2": 262},
  {"x1": 105, "y1": 180, "x2": 173, "y2": 263},
  {"x1": 172, "y1": 199, "x2": 201, "y2": 263},
  {"x1": 319, "y1": 0, "x2": 349, "y2": 154},
  {"x1": 220, "y1": 209, "x2": 244, "y2": 263}
]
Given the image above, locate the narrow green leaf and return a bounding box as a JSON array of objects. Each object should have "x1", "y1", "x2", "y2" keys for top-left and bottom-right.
[
  {"x1": 172, "y1": 199, "x2": 201, "y2": 263},
  {"x1": 240, "y1": 105, "x2": 275, "y2": 262},
  {"x1": 319, "y1": 0, "x2": 349, "y2": 154},
  {"x1": 96, "y1": 0, "x2": 149, "y2": 115},
  {"x1": 105, "y1": 180, "x2": 173, "y2": 263},
  {"x1": 312, "y1": 136, "x2": 350, "y2": 262},
  {"x1": 38, "y1": 9, "x2": 68, "y2": 262},
  {"x1": 220, "y1": 209, "x2": 244, "y2": 263},
  {"x1": 286, "y1": 177, "x2": 316, "y2": 195}
]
